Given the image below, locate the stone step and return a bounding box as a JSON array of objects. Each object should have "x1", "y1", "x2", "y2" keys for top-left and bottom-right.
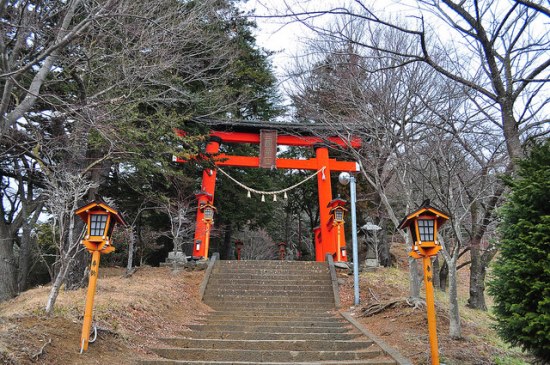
[
  {"x1": 213, "y1": 266, "x2": 327, "y2": 275},
  {"x1": 178, "y1": 330, "x2": 363, "y2": 341},
  {"x1": 201, "y1": 319, "x2": 346, "y2": 327},
  {"x1": 208, "y1": 273, "x2": 331, "y2": 281},
  {"x1": 207, "y1": 286, "x2": 332, "y2": 293},
  {"x1": 205, "y1": 287, "x2": 332, "y2": 293},
  {"x1": 208, "y1": 274, "x2": 332, "y2": 286},
  {"x1": 202, "y1": 313, "x2": 343, "y2": 322},
  {"x1": 160, "y1": 338, "x2": 375, "y2": 351},
  {"x1": 206, "y1": 277, "x2": 332, "y2": 290},
  {"x1": 204, "y1": 308, "x2": 338, "y2": 316},
  {"x1": 217, "y1": 260, "x2": 328, "y2": 268},
  {"x1": 151, "y1": 348, "x2": 384, "y2": 362},
  {"x1": 203, "y1": 295, "x2": 334, "y2": 303},
  {"x1": 187, "y1": 324, "x2": 351, "y2": 334},
  {"x1": 204, "y1": 301, "x2": 335, "y2": 310},
  {"x1": 140, "y1": 260, "x2": 404, "y2": 365},
  {"x1": 207, "y1": 285, "x2": 332, "y2": 296},
  {"x1": 140, "y1": 359, "x2": 397, "y2": 365},
  {"x1": 205, "y1": 283, "x2": 332, "y2": 291}
]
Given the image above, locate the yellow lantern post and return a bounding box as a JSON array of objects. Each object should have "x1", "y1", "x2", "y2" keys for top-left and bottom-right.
[
  {"x1": 200, "y1": 201, "x2": 216, "y2": 259},
  {"x1": 328, "y1": 197, "x2": 348, "y2": 262},
  {"x1": 398, "y1": 200, "x2": 449, "y2": 365},
  {"x1": 75, "y1": 201, "x2": 126, "y2": 353}
]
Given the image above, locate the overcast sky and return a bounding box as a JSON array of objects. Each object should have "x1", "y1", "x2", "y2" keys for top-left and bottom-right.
[
  {"x1": 239, "y1": 1, "x2": 421, "y2": 73},
  {"x1": 239, "y1": 0, "x2": 549, "y2": 121},
  {"x1": 238, "y1": 0, "x2": 426, "y2": 107}
]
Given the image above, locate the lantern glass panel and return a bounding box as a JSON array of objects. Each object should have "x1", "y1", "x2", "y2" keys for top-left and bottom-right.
[
  {"x1": 335, "y1": 210, "x2": 344, "y2": 222},
  {"x1": 418, "y1": 219, "x2": 435, "y2": 241},
  {"x1": 90, "y1": 214, "x2": 108, "y2": 236},
  {"x1": 204, "y1": 207, "x2": 214, "y2": 220}
]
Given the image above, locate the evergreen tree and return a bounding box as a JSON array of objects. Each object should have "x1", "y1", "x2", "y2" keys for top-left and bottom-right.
[{"x1": 489, "y1": 140, "x2": 550, "y2": 361}]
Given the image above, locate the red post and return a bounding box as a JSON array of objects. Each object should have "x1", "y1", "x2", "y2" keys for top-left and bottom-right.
[
  {"x1": 315, "y1": 145, "x2": 334, "y2": 261},
  {"x1": 278, "y1": 242, "x2": 287, "y2": 260},
  {"x1": 193, "y1": 138, "x2": 220, "y2": 258},
  {"x1": 235, "y1": 240, "x2": 243, "y2": 260}
]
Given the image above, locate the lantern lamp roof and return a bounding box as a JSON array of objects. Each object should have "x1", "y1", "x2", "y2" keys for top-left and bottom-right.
[
  {"x1": 75, "y1": 201, "x2": 127, "y2": 226},
  {"x1": 327, "y1": 197, "x2": 347, "y2": 208},
  {"x1": 397, "y1": 201, "x2": 450, "y2": 230},
  {"x1": 200, "y1": 201, "x2": 217, "y2": 212},
  {"x1": 195, "y1": 191, "x2": 213, "y2": 203},
  {"x1": 330, "y1": 205, "x2": 348, "y2": 213}
]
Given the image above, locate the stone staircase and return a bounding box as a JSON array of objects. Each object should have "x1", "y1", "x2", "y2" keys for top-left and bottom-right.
[{"x1": 139, "y1": 259, "x2": 403, "y2": 365}]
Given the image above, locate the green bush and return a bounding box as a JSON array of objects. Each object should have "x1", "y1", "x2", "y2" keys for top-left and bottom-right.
[{"x1": 489, "y1": 140, "x2": 550, "y2": 362}]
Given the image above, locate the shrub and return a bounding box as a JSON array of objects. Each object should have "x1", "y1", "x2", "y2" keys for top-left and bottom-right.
[{"x1": 489, "y1": 140, "x2": 550, "y2": 362}]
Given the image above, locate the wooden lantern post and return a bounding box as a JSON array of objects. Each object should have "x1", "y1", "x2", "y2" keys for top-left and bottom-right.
[
  {"x1": 328, "y1": 197, "x2": 348, "y2": 262},
  {"x1": 200, "y1": 201, "x2": 216, "y2": 260},
  {"x1": 398, "y1": 200, "x2": 449, "y2": 365},
  {"x1": 75, "y1": 201, "x2": 126, "y2": 353}
]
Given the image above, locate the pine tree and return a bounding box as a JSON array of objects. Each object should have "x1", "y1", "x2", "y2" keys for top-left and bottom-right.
[{"x1": 488, "y1": 140, "x2": 550, "y2": 361}]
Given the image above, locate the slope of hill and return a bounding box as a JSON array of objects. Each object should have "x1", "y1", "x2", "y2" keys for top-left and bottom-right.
[{"x1": 0, "y1": 267, "x2": 209, "y2": 365}]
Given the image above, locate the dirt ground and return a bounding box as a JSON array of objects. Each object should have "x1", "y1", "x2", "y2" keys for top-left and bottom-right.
[
  {"x1": 0, "y1": 267, "x2": 210, "y2": 365},
  {"x1": 336, "y1": 246, "x2": 533, "y2": 365},
  {"x1": 0, "y1": 254, "x2": 533, "y2": 365}
]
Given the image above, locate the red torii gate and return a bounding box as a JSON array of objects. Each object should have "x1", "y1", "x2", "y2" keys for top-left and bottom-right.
[{"x1": 175, "y1": 128, "x2": 360, "y2": 262}]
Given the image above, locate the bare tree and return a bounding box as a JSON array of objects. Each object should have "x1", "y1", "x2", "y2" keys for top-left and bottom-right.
[
  {"x1": 268, "y1": 0, "x2": 549, "y2": 163},
  {"x1": 0, "y1": 0, "x2": 272, "y2": 300},
  {"x1": 269, "y1": 0, "x2": 548, "y2": 311},
  {"x1": 43, "y1": 172, "x2": 97, "y2": 314},
  {"x1": 235, "y1": 227, "x2": 279, "y2": 260},
  {"x1": 288, "y1": 19, "x2": 443, "y2": 303},
  {"x1": 285, "y1": 11, "x2": 517, "y2": 335}
]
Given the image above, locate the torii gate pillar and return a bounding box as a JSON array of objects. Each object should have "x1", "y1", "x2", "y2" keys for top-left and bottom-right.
[
  {"x1": 192, "y1": 137, "x2": 220, "y2": 259},
  {"x1": 315, "y1": 145, "x2": 334, "y2": 261}
]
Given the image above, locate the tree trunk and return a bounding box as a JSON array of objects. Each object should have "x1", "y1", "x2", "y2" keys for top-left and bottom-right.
[
  {"x1": 65, "y1": 249, "x2": 88, "y2": 290},
  {"x1": 64, "y1": 218, "x2": 87, "y2": 290},
  {"x1": 221, "y1": 224, "x2": 232, "y2": 260},
  {"x1": 439, "y1": 260, "x2": 449, "y2": 291},
  {"x1": 408, "y1": 257, "x2": 421, "y2": 300},
  {"x1": 432, "y1": 255, "x2": 441, "y2": 290},
  {"x1": 467, "y1": 243, "x2": 487, "y2": 310},
  {"x1": 379, "y1": 221, "x2": 391, "y2": 267},
  {"x1": 18, "y1": 203, "x2": 43, "y2": 292},
  {"x1": 126, "y1": 227, "x2": 136, "y2": 274},
  {"x1": 448, "y1": 260, "x2": 462, "y2": 339},
  {"x1": 17, "y1": 226, "x2": 32, "y2": 292},
  {"x1": 0, "y1": 225, "x2": 17, "y2": 302},
  {"x1": 45, "y1": 262, "x2": 72, "y2": 314},
  {"x1": 500, "y1": 103, "x2": 524, "y2": 164}
]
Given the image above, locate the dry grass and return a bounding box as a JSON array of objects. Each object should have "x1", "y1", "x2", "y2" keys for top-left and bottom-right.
[
  {"x1": 337, "y1": 246, "x2": 533, "y2": 365},
  {"x1": 0, "y1": 266, "x2": 209, "y2": 365}
]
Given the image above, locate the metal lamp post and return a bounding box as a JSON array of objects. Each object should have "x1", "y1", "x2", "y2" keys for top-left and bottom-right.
[{"x1": 338, "y1": 172, "x2": 360, "y2": 306}]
